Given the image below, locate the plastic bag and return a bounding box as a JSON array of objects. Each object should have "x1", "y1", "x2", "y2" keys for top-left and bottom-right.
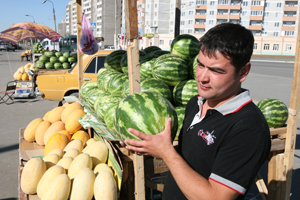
[{"x1": 79, "y1": 13, "x2": 98, "y2": 55}]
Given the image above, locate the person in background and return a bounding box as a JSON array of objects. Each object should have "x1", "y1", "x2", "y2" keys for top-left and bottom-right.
[
  {"x1": 121, "y1": 23, "x2": 271, "y2": 200},
  {"x1": 119, "y1": 45, "x2": 122, "y2": 50}
]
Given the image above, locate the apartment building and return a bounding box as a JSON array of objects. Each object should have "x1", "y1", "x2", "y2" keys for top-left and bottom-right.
[{"x1": 65, "y1": 0, "x2": 121, "y2": 48}]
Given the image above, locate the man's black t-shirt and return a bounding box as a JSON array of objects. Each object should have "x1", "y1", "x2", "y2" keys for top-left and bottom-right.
[{"x1": 162, "y1": 90, "x2": 271, "y2": 200}]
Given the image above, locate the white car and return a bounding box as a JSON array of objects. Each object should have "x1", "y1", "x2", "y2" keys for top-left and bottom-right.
[{"x1": 104, "y1": 46, "x2": 115, "y2": 50}]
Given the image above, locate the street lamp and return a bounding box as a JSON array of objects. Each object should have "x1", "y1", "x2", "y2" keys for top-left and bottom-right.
[
  {"x1": 25, "y1": 14, "x2": 35, "y2": 23},
  {"x1": 42, "y1": 0, "x2": 57, "y2": 32}
]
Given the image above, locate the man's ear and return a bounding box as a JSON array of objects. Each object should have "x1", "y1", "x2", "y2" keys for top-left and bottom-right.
[{"x1": 239, "y1": 62, "x2": 251, "y2": 82}]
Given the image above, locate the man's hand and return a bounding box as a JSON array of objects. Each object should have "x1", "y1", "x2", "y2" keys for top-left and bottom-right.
[{"x1": 120, "y1": 118, "x2": 174, "y2": 159}]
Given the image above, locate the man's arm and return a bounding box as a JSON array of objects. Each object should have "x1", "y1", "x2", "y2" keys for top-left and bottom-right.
[{"x1": 124, "y1": 118, "x2": 240, "y2": 200}]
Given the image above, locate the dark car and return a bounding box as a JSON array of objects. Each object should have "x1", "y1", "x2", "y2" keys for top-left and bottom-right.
[{"x1": 6, "y1": 43, "x2": 16, "y2": 51}]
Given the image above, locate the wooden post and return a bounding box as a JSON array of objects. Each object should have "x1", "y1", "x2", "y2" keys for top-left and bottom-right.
[
  {"x1": 76, "y1": 0, "x2": 84, "y2": 98},
  {"x1": 280, "y1": 12, "x2": 300, "y2": 199},
  {"x1": 125, "y1": 0, "x2": 145, "y2": 199},
  {"x1": 174, "y1": 0, "x2": 181, "y2": 38}
]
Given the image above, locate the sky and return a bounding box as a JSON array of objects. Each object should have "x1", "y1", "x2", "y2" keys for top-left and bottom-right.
[{"x1": 0, "y1": 0, "x2": 70, "y2": 32}]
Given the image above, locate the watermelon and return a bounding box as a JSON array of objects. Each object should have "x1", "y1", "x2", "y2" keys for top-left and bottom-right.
[
  {"x1": 143, "y1": 46, "x2": 161, "y2": 55},
  {"x1": 59, "y1": 56, "x2": 68, "y2": 63},
  {"x1": 97, "y1": 70, "x2": 121, "y2": 92},
  {"x1": 107, "y1": 73, "x2": 128, "y2": 95},
  {"x1": 54, "y1": 62, "x2": 62, "y2": 69},
  {"x1": 121, "y1": 51, "x2": 147, "y2": 74},
  {"x1": 104, "y1": 104, "x2": 118, "y2": 132},
  {"x1": 174, "y1": 106, "x2": 185, "y2": 141},
  {"x1": 62, "y1": 62, "x2": 70, "y2": 69},
  {"x1": 104, "y1": 50, "x2": 127, "y2": 72},
  {"x1": 152, "y1": 50, "x2": 170, "y2": 57},
  {"x1": 63, "y1": 52, "x2": 70, "y2": 58},
  {"x1": 45, "y1": 62, "x2": 54, "y2": 69},
  {"x1": 80, "y1": 81, "x2": 98, "y2": 100},
  {"x1": 96, "y1": 95, "x2": 123, "y2": 121},
  {"x1": 114, "y1": 91, "x2": 178, "y2": 143},
  {"x1": 122, "y1": 78, "x2": 172, "y2": 102},
  {"x1": 50, "y1": 56, "x2": 59, "y2": 64},
  {"x1": 152, "y1": 54, "x2": 189, "y2": 86},
  {"x1": 55, "y1": 52, "x2": 63, "y2": 58},
  {"x1": 39, "y1": 55, "x2": 50, "y2": 64},
  {"x1": 44, "y1": 51, "x2": 55, "y2": 57},
  {"x1": 140, "y1": 54, "x2": 158, "y2": 79},
  {"x1": 93, "y1": 92, "x2": 111, "y2": 111},
  {"x1": 170, "y1": 34, "x2": 200, "y2": 63},
  {"x1": 173, "y1": 80, "x2": 198, "y2": 106},
  {"x1": 35, "y1": 61, "x2": 45, "y2": 69},
  {"x1": 68, "y1": 56, "x2": 76, "y2": 64},
  {"x1": 86, "y1": 89, "x2": 106, "y2": 110},
  {"x1": 257, "y1": 98, "x2": 289, "y2": 128},
  {"x1": 189, "y1": 54, "x2": 198, "y2": 79}
]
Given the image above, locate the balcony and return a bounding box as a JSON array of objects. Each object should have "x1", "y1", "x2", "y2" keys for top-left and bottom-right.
[
  {"x1": 194, "y1": 24, "x2": 206, "y2": 29},
  {"x1": 249, "y1": 24, "x2": 262, "y2": 30},
  {"x1": 217, "y1": 5, "x2": 230, "y2": 9},
  {"x1": 281, "y1": 26, "x2": 296, "y2": 31},
  {"x1": 250, "y1": 15, "x2": 263, "y2": 20},
  {"x1": 230, "y1": 14, "x2": 240, "y2": 20},
  {"x1": 251, "y1": 6, "x2": 264, "y2": 10},
  {"x1": 195, "y1": 14, "x2": 207, "y2": 19},
  {"x1": 230, "y1": 4, "x2": 241, "y2": 10},
  {"x1": 284, "y1": 6, "x2": 298, "y2": 11},
  {"x1": 217, "y1": 14, "x2": 229, "y2": 19},
  {"x1": 282, "y1": 16, "x2": 297, "y2": 21},
  {"x1": 195, "y1": 5, "x2": 207, "y2": 9}
]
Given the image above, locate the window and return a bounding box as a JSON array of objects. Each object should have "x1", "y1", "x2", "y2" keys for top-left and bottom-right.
[
  {"x1": 159, "y1": 40, "x2": 164, "y2": 45},
  {"x1": 188, "y1": 29, "x2": 193, "y2": 33},
  {"x1": 277, "y1": 3, "x2": 282, "y2": 7},
  {"x1": 181, "y1": 12, "x2": 185, "y2": 16},
  {"x1": 209, "y1": 20, "x2": 214, "y2": 24},
  {"x1": 251, "y1": 11, "x2": 263, "y2": 16},
  {"x1": 241, "y1": 21, "x2": 247, "y2": 26},
  {"x1": 263, "y1": 22, "x2": 268, "y2": 27},
  {"x1": 188, "y1": 20, "x2": 193, "y2": 24},
  {"x1": 210, "y1": 1, "x2": 215, "y2": 6},
  {"x1": 287, "y1": 12, "x2": 293, "y2": 17},
  {"x1": 286, "y1": 45, "x2": 292, "y2": 51},
  {"x1": 273, "y1": 44, "x2": 279, "y2": 51},
  {"x1": 285, "y1": 31, "x2": 294, "y2": 36},
  {"x1": 251, "y1": 1, "x2": 261, "y2": 6},
  {"x1": 274, "y1": 22, "x2": 279, "y2": 27},
  {"x1": 218, "y1": 0, "x2": 229, "y2": 5},
  {"x1": 263, "y1": 44, "x2": 270, "y2": 50},
  {"x1": 180, "y1": 21, "x2": 185, "y2": 25},
  {"x1": 189, "y1": 11, "x2": 194, "y2": 15},
  {"x1": 196, "y1": 0, "x2": 207, "y2": 5},
  {"x1": 189, "y1": 1, "x2": 194, "y2": 6},
  {"x1": 242, "y1": 11, "x2": 247, "y2": 16},
  {"x1": 210, "y1": 10, "x2": 215, "y2": 15},
  {"x1": 266, "y1": 2, "x2": 270, "y2": 7},
  {"x1": 243, "y1": 1, "x2": 248, "y2": 6},
  {"x1": 253, "y1": 43, "x2": 257, "y2": 50},
  {"x1": 264, "y1": 12, "x2": 269, "y2": 17},
  {"x1": 276, "y1": 12, "x2": 281, "y2": 17},
  {"x1": 274, "y1": 32, "x2": 279, "y2": 36},
  {"x1": 262, "y1": 31, "x2": 267, "y2": 36},
  {"x1": 180, "y1": 30, "x2": 184, "y2": 34}
]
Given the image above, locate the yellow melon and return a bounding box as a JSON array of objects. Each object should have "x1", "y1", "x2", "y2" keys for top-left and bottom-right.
[
  {"x1": 65, "y1": 109, "x2": 86, "y2": 134},
  {"x1": 71, "y1": 130, "x2": 90, "y2": 146},
  {"x1": 61, "y1": 102, "x2": 84, "y2": 123},
  {"x1": 62, "y1": 102, "x2": 72, "y2": 107},
  {"x1": 94, "y1": 170, "x2": 117, "y2": 200},
  {"x1": 56, "y1": 156, "x2": 73, "y2": 172},
  {"x1": 48, "y1": 106, "x2": 65, "y2": 123},
  {"x1": 47, "y1": 148, "x2": 64, "y2": 158},
  {"x1": 64, "y1": 139, "x2": 83, "y2": 153},
  {"x1": 21, "y1": 73, "x2": 29, "y2": 81},
  {"x1": 24, "y1": 118, "x2": 43, "y2": 142},
  {"x1": 82, "y1": 141, "x2": 108, "y2": 168},
  {"x1": 44, "y1": 133, "x2": 70, "y2": 156},
  {"x1": 58, "y1": 130, "x2": 72, "y2": 140},
  {"x1": 43, "y1": 153, "x2": 60, "y2": 169},
  {"x1": 68, "y1": 153, "x2": 93, "y2": 179},
  {"x1": 85, "y1": 138, "x2": 96, "y2": 146},
  {"x1": 63, "y1": 148, "x2": 80, "y2": 159},
  {"x1": 43, "y1": 121, "x2": 66, "y2": 145},
  {"x1": 42, "y1": 174, "x2": 71, "y2": 200},
  {"x1": 35, "y1": 121, "x2": 51, "y2": 146}
]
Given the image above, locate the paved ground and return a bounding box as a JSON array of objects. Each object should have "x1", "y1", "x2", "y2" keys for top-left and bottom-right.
[{"x1": 0, "y1": 49, "x2": 299, "y2": 199}]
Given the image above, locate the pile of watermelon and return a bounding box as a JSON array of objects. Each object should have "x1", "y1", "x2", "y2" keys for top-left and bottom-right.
[
  {"x1": 35, "y1": 51, "x2": 77, "y2": 70},
  {"x1": 80, "y1": 34, "x2": 201, "y2": 142},
  {"x1": 32, "y1": 43, "x2": 45, "y2": 54}
]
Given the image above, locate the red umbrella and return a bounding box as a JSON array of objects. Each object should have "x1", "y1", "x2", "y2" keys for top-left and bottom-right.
[{"x1": 0, "y1": 29, "x2": 48, "y2": 44}]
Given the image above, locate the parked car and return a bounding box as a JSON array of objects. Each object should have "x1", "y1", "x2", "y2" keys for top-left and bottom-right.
[
  {"x1": 104, "y1": 45, "x2": 115, "y2": 50},
  {"x1": 34, "y1": 50, "x2": 113, "y2": 101},
  {"x1": 0, "y1": 42, "x2": 7, "y2": 50},
  {"x1": 6, "y1": 43, "x2": 16, "y2": 51}
]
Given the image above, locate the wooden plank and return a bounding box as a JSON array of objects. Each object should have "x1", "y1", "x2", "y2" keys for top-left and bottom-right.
[
  {"x1": 276, "y1": 153, "x2": 285, "y2": 200},
  {"x1": 267, "y1": 151, "x2": 277, "y2": 200},
  {"x1": 255, "y1": 172, "x2": 268, "y2": 200},
  {"x1": 281, "y1": 11, "x2": 300, "y2": 200},
  {"x1": 124, "y1": 0, "x2": 144, "y2": 199},
  {"x1": 270, "y1": 138, "x2": 285, "y2": 152},
  {"x1": 76, "y1": 0, "x2": 84, "y2": 98},
  {"x1": 174, "y1": 0, "x2": 181, "y2": 38},
  {"x1": 269, "y1": 127, "x2": 287, "y2": 136},
  {"x1": 145, "y1": 179, "x2": 164, "y2": 192}
]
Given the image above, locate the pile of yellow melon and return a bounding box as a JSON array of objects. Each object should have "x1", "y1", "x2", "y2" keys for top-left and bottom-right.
[
  {"x1": 13, "y1": 63, "x2": 35, "y2": 81},
  {"x1": 21, "y1": 102, "x2": 118, "y2": 199}
]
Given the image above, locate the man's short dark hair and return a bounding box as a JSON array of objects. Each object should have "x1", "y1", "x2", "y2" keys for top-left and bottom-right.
[{"x1": 199, "y1": 23, "x2": 254, "y2": 73}]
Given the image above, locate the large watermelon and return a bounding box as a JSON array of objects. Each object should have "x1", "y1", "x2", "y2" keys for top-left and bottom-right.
[
  {"x1": 143, "y1": 46, "x2": 161, "y2": 55},
  {"x1": 97, "y1": 70, "x2": 121, "y2": 92},
  {"x1": 96, "y1": 95, "x2": 123, "y2": 122},
  {"x1": 87, "y1": 89, "x2": 106, "y2": 110},
  {"x1": 114, "y1": 91, "x2": 178, "y2": 143},
  {"x1": 174, "y1": 106, "x2": 185, "y2": 141},
  {"x1": 104, "y1": 104, "x2": 119, "y2": 132},
  {"x1": 152, "y1": 54, "x2": 189, "y2": 86},
  {"x1": 80, "y1": 81, "x2": 98, "y2": 101},
  {"x1": 152, "y1": 50, "x2": 170, "y2": 57},
  {"x1": 122, "y1": 78, "x2": 172, "y2": 102},
  {"x1": 140, "y1": 54, "x2": 158, "y2": 79},
  {"x1": 104, "y1": 50, "x2": 127, "y2": 72},
  {"x1": 257, "y1": 98, "x2": 288, "y2": 128},
  {"x1": 189, "y1": 54, "x2": 198, "y2": 79},
  {"x1": 170, "y1": 34, "x2": 200, "y2": 63},
  {"x1": 121, "y1": 51, "x2": 147, "y2": 74},
  {"x1": 173, "y1": 80, "x2": 198, "y2": 106},
  {"x1": 107, "y1": 73, "x2": 128, "y2": 95}
]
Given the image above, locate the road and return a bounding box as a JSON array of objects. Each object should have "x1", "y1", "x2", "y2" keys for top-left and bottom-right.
[{"x1": 0, "y1": 50, "x2": 299, "y2": 199}]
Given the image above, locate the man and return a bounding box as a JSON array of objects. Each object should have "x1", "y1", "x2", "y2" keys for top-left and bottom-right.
[{"x1": 123, "y1": 23, "x2": 271, "y2": 200}]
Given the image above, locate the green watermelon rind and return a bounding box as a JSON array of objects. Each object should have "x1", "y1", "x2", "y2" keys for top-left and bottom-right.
[
  {"x1": 173, "y1": 79, "x2": 199, "y2": 106},
  {"x1": 104, "y1": 50, "x2": 127, "y2": 72}
]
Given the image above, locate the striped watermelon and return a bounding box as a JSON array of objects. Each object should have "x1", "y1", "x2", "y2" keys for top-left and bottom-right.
[
  {"x1": 96, "y1": 95, "x2": 123, "y2": 122},
  {"x1": 107, "y1": 73, "x2": 128, "y2": 95},
  {"x1": 122, "y1": 78, "x2": 173, "y2": 102},
  {"x1": 173, "y1": 80, "x2": 198, "y2": 106},
  {"x1": 86, "y1": 89, "x2": 106, "y2": 110},
  {"x1": 143, "y1": 46, "x2": 161, "y2": 55},
  {"x1": 114, "y1": 91, "x2": 178, "y2": 143},
  {"x1": 152, "y1": 54, "x2": 189, "y2": 86},
  {"x1": 104, "y1": 104, "x2": 118, "y2": 132},
  {"x1": 257, "y1": 98, "x2": 289, "y2": 128},
  {"x1": 97, "y1": 70, "x2": 122, "y2": 92},
  {"x1": 121, "y1": 51, "x2": 147, "y2": 74},
  {"x1": 174, "y1": 106, "x2": 185, "y2": 141},
  {"x1": 104, "y1": 50, "x2": 126, "y2": 72},
  {"x1": 152, "y1": 50, "x2": 170, "y2": 57},
  {"x1": 170, "y1": 34, "x2": 200, "y2": 63},
  {"x1": 93, "y1": 92, "x2": 111, "y2": 111},
  {"x1": 189, "y1": 54, "x2": 198, "y2": 79},
  {"x1": 140, "y1": 54, "x2": 158, "y2": 79},
  {"x1": 80, "y1": 81, "x2": 98, "y2": 101}
]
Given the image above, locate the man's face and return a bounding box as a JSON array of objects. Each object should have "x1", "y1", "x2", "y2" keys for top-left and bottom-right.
[{"x1": 195, "y1": 50, "x2": 248, "y2": 107}]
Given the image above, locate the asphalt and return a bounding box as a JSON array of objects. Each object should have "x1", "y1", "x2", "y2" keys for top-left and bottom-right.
[{"x1": 0, "y1": 48, "x2": 300, "y2": 200}]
